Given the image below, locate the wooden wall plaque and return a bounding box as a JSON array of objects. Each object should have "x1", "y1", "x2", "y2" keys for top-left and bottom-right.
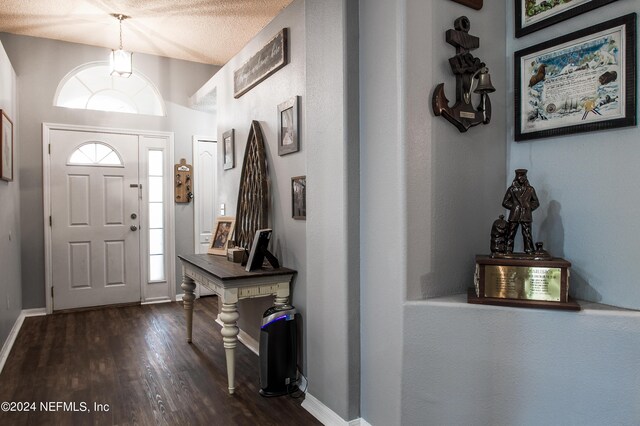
[
  {"x1": 233, "y1": 28, "x2": 288, "y2": 98},
  {"x1": 450, "y1": 0, "x2": 482, "y2": 10}
]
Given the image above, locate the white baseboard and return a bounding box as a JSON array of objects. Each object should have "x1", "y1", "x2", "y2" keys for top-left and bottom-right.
[
  {"x1": 175, "y1": 294, "x2": 184, "y2": 302},
  {"x1": 0, "y1": 308, "x2": 47, "y2": 374},
  {"x1": 23, "y1": 308, "x2": 46, "y2": 317},
  {"x1": 141, "y1": 298, "x2": 172, "y2": 305},
  {"x1": 215, "y1": 316, "x2": 260, "y2": 355},
  {"x1": 301, "y1": 393, "x2": 370, "y2": 426}
]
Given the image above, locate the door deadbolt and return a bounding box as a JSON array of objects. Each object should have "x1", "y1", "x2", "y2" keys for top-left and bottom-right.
[{"x1": 131, "y1": 213, "x2": 137, "y2": 219}]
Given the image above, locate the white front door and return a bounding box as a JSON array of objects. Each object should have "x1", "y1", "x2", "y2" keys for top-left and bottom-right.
[{"x1": 49, "y1": 130, "x2": 141, "y2": 310}]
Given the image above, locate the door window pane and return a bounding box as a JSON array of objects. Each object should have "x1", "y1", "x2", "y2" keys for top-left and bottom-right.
[
  {"x1": 149, "y1": 255, "x2": 165, "y2": 281},
  {"x1": 149, "y1": 229, "x2": 164, "y2": 255},
  {"x1": 148, "y1": 177, "x2": 163, "y2": 202},
  {"x1": 147, "y1": 150, "x2": 165, "y2": 282},
  {"x1": 148, "y1": 202, "x2": 163, "y2": 229}
]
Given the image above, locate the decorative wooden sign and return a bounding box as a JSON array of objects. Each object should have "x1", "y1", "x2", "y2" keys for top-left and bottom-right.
[
  {"x1": 450, "y1": 0, "x2": 482, "y2": 10},
  {"x1": 234, "y1": 121, "x2": 269, "y2": 250},
  {"x1": 233, "y1": 28, "x2": 288, "y2": 98}
]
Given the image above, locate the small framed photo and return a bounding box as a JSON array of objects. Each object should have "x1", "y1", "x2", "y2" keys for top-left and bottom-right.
[
  {"x1": 291, "y1": 176, "x2": 306, "y2": 220},
  {"x1": 515, "y1": 13, "x2": 636, "y2": 141},
  {"x1": 516, "y1": 0, "x2": 618, "y2": 38},
  {"x1": 208, "y1": 216, "x2": 236, "y2": 256},
  {"x1": 278, "y1": 96, "x2": 299, "y2": 156},
  {"x1": 1, "y1": 110, "x2": 13, "y2": 182},
  {"x1": 222, "y1": 129, "x2": 235, "y2": 170}
]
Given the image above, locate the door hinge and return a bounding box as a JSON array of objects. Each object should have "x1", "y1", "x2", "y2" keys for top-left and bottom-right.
[
  {"x1": 51, "y1": 286, "x2": 54, "y2": 299},
  {"x1": 49, "y1": 216, "x2": 52, "y2": 226}
]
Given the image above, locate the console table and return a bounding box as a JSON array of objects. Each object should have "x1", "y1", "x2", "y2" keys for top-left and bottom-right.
[{"x1": 178, "y1": 253, "x2": 295, "y2": 394}]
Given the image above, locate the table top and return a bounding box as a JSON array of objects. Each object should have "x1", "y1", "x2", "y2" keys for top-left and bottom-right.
[{"x1": 178, "y1": 253, "x2": 296, "y2": 281}]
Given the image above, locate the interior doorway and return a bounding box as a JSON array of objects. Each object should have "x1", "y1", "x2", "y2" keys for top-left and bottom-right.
[{"x1": 192, "y1": 136, "x2": 217, "y2": 297}]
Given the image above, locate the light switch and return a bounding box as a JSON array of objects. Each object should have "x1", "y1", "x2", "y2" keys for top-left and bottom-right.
[{"x1": 220, "y1": 203, "x2": 225, "y2": 215}]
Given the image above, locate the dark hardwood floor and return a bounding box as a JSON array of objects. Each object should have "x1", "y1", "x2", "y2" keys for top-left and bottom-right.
[{"x1": 0, "y1": 297, "x2": 321, "y2": 426}]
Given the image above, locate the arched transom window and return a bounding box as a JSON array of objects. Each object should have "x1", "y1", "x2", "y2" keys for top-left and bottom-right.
[
  {"x1": 54, "y1": 62, "x2": 166, "y2": 116},
  {"x1": 68, "y1": 142, "x2": 123, "y2": 167}
]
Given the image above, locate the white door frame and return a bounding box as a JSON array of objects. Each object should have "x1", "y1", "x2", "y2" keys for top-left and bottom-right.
[
  {"x1": 192, "y1": 135, "x2": 217, "y2": 254},
  {"x1": 192, "y1": 135, "x2": 217, "y2": 299},
  {"x1": 42, "y1": 123, "x2": 176, "y2": 314}
]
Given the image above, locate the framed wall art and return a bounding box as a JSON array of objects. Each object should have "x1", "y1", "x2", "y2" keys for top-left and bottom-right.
[
  {"x1": 222, "y1": 129, "x2": 235, "y2": 170},
  {"x1": 0, "y1": 110, "x2": 13, "y2": 182},
  {"x1": 291, "y1": 176, "x2": 306, "y2": 220},
  {"x1": 516, "y1": 0, "x2": 619, "y2": 38},
  {"x1": 514, "y1": 13, "x2": 636, "y2": 141},
  {"x1": 208, "y1": 216, "x2": 236, "y2": 255},
  {"x1": 278, "y1": 96, "x2": 299, "y2": 156}
]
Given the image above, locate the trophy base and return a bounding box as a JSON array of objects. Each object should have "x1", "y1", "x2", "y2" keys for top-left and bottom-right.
[
  {"x1": 467, "y1": 289, "x2": 580, "y2": 311},
  {"x1": 470, "y1": 255, "x2": 580, "y2": 311}
]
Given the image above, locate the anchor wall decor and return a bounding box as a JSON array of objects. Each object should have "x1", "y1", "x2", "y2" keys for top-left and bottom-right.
[{"x1": 432, "y1": 16, "x2": 495, "y2": 132}]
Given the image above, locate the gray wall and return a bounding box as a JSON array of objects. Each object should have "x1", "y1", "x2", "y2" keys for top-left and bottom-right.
[
  {"x1": 0, "y1": 41, "x2": 21, "y2": 345},
  {"x1": 204, "y1": 0, "x2": 307, "y2": 345},
  {"x1": 202, "y1": 1, "x2": 361, "y2": 421},
  {"x1": 507, "y1": 1, "x2": 640, "y2": 310},
  {"x1": 306, "y1": 0, "x2": 360, "y2": 420},
  {"x1": 360, "y1": 0, "x2": 507, "y2": 423},
  {"x1": 367, "y1": 0, "x2": 640, "y2": 425},
  {"x1": 0, "y1": 33, "x2": 217, "y2": 308}
]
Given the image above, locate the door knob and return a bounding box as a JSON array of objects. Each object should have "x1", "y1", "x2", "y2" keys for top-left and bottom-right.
[{"x1": 130, "y1": 225, "x2": 138, "y2": 231}]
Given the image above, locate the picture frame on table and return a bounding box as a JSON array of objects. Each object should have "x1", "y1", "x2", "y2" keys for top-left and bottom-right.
[
  {"x1": 291, "y1": 176, "x2": 306, "y2": 220},
  {"x1": 278, "y1": 96, "x2": 299, "y2": 156},
  {"x1": 515, "y1": 0, "x2": 619, "y2": 38},
  {"x1": 222, "y1": 129, "x2": 235, "y2": 170},
  {"x1": 514, "y1": 13, "x2": 636, "y2": 142},
  {"x1": 0, "y1": 110, "x2": 13, "y2": 182},
  {"x1": 208, "y1": 216, "x2": 236, "y2": 255}
]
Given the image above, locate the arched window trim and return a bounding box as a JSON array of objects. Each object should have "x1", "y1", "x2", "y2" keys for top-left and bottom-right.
[
  {"x1": 53, "y1": 61, "x2": 166, "y2": 117},
  {"x1": 67, "y1": 141, "x2": 124, "y2": 167}
]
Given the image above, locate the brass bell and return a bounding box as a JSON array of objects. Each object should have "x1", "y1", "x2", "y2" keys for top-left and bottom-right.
[{"x1": 474, "y1": 69, "x2": 496, "y2": 94}]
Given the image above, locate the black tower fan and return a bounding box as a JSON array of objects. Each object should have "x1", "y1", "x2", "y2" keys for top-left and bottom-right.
[{"x1": 259, "y1": 305, "x2": 298, "y2": 396}]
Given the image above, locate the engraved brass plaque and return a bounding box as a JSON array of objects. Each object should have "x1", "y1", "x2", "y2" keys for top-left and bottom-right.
[{"x1": 484, "y1": 265, "x2": 561, "y2": 301}]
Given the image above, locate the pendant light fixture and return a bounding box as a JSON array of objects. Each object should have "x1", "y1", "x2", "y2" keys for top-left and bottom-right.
[{"x1": 110, "y1": 13, "x2": 132, "y2": 78}]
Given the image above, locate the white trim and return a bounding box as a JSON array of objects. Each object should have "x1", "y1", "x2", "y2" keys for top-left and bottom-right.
[
  {"x1": 0, "y1": 311, "x2": 25, "y2": 373},
  {"x1": 192, "y1": 135, "x2": 217, "y2": 298},
  {"x1": 0, "y1": 308, "x2": 47, "y2": 374},
  {"x1": 42, "y1": 123, "x2": 175, "y2": 313},
  {"x1": 23, "y1": 308, "x2": 47, "y2": 317},
  {"x1": 302, "y1": 393, "x2": 360, "y2": 426},
  {"x1": 141, "y1": 298, "x2": 172, "y2": 305},
  {"x1": 43, "y1": 124, "x2": 53, "y2": 314},
  {"x1": 215, "y1": 316, "x2": 259, "y2": 355},
  {"x1": 175, "y1": 294, "x2": 184, "y2": 302},
  {"x1": 301, "y1": 393, "x2": 370, "y2": 426}
]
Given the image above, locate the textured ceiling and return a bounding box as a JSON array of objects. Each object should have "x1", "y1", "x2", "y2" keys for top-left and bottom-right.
[{"x1": 0, "y1": 0, "x2": 293, "y2": 65}]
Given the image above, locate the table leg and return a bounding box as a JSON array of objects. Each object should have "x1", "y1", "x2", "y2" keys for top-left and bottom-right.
[
  {"x1": 181, "y1": 275, "x2": 196, "y2": 343},
  {"x1": 220, "y1": 301, "x2": 240, "y2": 394},
  {"x1": 274, "y1": 286, "x2": 290, "y2": 307}
]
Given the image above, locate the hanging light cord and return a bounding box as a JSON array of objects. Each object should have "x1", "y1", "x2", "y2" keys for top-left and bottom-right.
[
  {"x1": 118, "y1": 15, "x2": 123, "y2": 50},
  {"x1": 111, "y1": 13, "x2": 129, "y2": 50}
]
